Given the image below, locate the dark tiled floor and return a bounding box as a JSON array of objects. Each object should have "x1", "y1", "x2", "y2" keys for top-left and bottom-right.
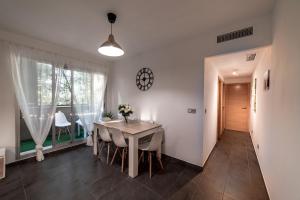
[
  {"x1": 170, "y1": 130, "x2": 269, "y2": 200},
  {"x1": 0, "y1": 145, "x2": 200, "y2": 200},
  {"x1": 0, "y1": 130, "x2": 269, "y2": 200}
]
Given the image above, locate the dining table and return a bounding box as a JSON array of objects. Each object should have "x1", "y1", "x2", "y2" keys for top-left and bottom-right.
[{"x1": 93, "y1": 120, "x2": 161, "y2": 178}]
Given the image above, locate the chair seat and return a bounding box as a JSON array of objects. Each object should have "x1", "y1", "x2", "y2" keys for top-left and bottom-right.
[
  {"x1": 56, "y1": 122, "x2": 71, "y2": 127},
  {"x1": 76, "y1": 119, "x2": 93, "y2": 126},
  {"x1": 101, "y1": 137, "x2": 112, "y2": 142},
  {"x1": 138, "y1": 142, "x2": 150, "y2": 151},
  {"x1": 76, "y1": 119, "x2": 83, "y2": 126}
]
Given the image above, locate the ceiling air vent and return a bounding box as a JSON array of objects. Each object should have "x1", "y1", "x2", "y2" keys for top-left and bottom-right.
[
  {"x1": 246, "y1": 53, "x2": 256, "y2": 61},
  {"x1": 217, "y1": 27, "x2": 253, "y2": 43}
]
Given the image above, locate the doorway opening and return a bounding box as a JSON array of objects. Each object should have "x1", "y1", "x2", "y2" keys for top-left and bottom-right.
[{"x1": 202, "y1": 46, "x2": 269, "y2": 165}]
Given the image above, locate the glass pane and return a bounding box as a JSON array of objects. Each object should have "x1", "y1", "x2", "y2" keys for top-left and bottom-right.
[
  {"x1": 20, "y1": 111, "x2": 52, "y2": 153},
  {"x1": 73, "y1": 71, "x2": 92, "y2": 140},
  {"x1": 57, "y1": 69, "x2": 71, "y2": 106},
  {"x1": 20, "y1": 61, "x2": 53, "y2": 154},
  {"x1": 37, "y1": 62, "x2": 53, "y2": 105},
  {"x1": 73, "y1": 71, "x2": 91, "y2": 105},
  {"x1": 54, "y1": 69, "x2": 72, "y2": 144},
  {"x1": 93, "y1": 73, "x2": 105, "y2": 120}
]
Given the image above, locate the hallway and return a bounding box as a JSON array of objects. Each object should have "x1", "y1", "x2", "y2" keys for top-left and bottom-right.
[{"x1": 170, "y1": 130, "x2": 269, "y2": 200}]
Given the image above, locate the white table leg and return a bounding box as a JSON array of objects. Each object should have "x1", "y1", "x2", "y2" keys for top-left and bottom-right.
[
  {"x1": 77, "y1": 123, "x2": 80, "y2": 136},
  {"x1": 93, "y1": 128, "x2": 98, "y2": 156},
  {"x1": 128, "y1": 135, "x2": 138, "y2": 178}
]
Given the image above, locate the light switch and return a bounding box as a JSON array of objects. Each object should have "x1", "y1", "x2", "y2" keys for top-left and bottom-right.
[{"x1": 187, "y1": 108, "x2": 196, "y2": 114}]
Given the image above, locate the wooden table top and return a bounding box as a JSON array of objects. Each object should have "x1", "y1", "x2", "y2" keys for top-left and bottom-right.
[{"x1": 95, "y1": 120, "x2": 161, "y2": 135}]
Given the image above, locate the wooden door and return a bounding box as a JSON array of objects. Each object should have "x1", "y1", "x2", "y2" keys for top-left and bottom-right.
[
  {"x1": 225, "y1": 83, "x2": 250, "y2": 132},
  {"x1": 217, "y1": 78, "x2": 224, "y2": 138}
]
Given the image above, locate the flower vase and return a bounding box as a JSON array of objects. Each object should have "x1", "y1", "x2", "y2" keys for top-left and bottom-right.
[{"x1": 124, "y1": 116, "x2": 128, "y2": 123}]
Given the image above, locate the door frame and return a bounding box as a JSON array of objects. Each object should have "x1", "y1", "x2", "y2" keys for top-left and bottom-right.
[{"x1": 217, "y1": 77, "x2": 224, "y2": 139}]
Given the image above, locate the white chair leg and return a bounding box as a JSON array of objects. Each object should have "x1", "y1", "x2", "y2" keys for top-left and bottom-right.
[
  {"x1": 98, "y1": 141, "x2": 104, "y2": 158},
  {"x1": 58, "y1": 128, "x2": 61, "y2": 141},
  {"x1": 121, "y1": 148, "x2": 125, "y2": 173},
  {"x1": 124, "y1": 147, "x2": 128, "y2": 160},
  {"x1": 157, "y1": 155, "x2": 164, "y2": 170},
  {"x1": 138, "y1": 151, "x2": 144, "y2": 164},
  {"x1": 110, "y1": 147, "x2": 119, "y2": 165},
  {"x1": 149, "y1": 152, "x2": 152, "y2": 178},
  {"x1": 107, "y1": 143, "x2": 110, "y2": 164},
  {"x1": 67, "y1": 126, "x2": 71, "y2": 136}
]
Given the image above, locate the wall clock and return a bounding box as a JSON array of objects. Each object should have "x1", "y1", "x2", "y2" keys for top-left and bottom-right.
[{"x1": 136, "y1": 68, "x2": 154, "y2": 91}]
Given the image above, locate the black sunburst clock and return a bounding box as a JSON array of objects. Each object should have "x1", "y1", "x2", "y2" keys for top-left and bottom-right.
[{"x1": 136, "y1": 68, "x2": 154, "y2": 91}]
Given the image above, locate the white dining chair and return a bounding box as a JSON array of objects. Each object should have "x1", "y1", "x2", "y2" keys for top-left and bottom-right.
[
  {"x1": 139, "y1": 120, "x2": 157, "y2": 145},
  {"x1": 138, "y1": 128, "x2": 164, "y2": 178},
  {"x1": 98, "y1": 125, "x2": 113, "y2": 164},
  {"x1": 55, "y1": 111, "x2": 71, "y2": 141},
  {"x1": 109, "y1": 128, "x2": 128, "y2": 173}
]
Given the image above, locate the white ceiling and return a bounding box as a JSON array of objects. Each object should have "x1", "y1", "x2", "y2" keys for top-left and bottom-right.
[
  {"x1": 207, "y1": 47, "x2": 267, "y2": 79},
  {"x1": 0, "y1": 0, "x2": 274, "y2": 59}
]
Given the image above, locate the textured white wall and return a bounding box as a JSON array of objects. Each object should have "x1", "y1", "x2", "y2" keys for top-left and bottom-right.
[
  {"x1": 109, "y1": 15, "x2": 273, "y2": 166},
  {"x1": 202, "y1": 61, "x2": 219, "y2": 164},
  {"x1": 250, "y1": 1, "x2": 300, "y2": 199},
  {"x1": 0, "y1": 44, "x2": 16, "y2": 163}
]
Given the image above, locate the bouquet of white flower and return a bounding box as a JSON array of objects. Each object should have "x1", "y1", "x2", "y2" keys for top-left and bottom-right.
[{"x1": 118, "y1": 104, "x2": 133, "y2": 123}]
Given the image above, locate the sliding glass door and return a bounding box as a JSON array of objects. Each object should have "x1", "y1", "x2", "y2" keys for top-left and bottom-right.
[
  {"x1": 19, "y1": 66, "x2": 100, "y2": 156},
  {"x1": 54, "y1": 68, "x2": 73, "y2": 145}
]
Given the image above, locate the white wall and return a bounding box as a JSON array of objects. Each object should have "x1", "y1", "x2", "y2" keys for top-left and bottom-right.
[
  {"x1": 202, "y1": 61, "x2": 219, "y2": 164},
  {"x1": 0, "y1": 44, "x2": 16, "y2": 163},
  {"x1": 109, "y1": 14, "x2": 272, "y2": 166},
  {"x1": 250, "y1": 1, "x2": 300, "y2": 199},
  {"x1": 0, "y1": 29, "x2": 111, "y2": 163}
]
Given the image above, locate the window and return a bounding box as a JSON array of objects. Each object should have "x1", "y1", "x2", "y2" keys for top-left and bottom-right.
[
  {"x1": 36, "y1": 62, "x2": 53, "y2": 105},
  {"x1": 19, "y1": 65, "x2": 106, "y2": 155},
  {"x1": 57, "y1": 69, "x2": 72, "y2": 106}
]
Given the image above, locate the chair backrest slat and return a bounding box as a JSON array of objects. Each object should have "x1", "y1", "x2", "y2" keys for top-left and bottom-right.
[
  {"x1": 148, "y1": 128, "x2": 164, "y2": 151},
  {"x1": 55, "y1": 111, "x2": 68, "y2": 125},
  {"x1": 98, "y1": 125, "x2": 112, "y2": 142},
  {"x1": 109, "y1": 128, "x2": 127, "y2": 148}
]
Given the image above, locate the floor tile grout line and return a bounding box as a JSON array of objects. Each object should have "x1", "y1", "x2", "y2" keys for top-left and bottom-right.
[
  {"x1": 132, "y1": 165, "x2": 187, "y2": 200},
  {"x1": 165, "y1": 165, "x2": 193, "y2": 199},
  {"x1": 94, "y1": 153, "x2": 177, "y2": 199},
  {"x1": 95, "y1": 177, "x2": 128, "y2": 199},
  {"x1": 132, "y1": 179, "x2": 164, "y2": 200},
  {"x1": 133, "y1": 180, "x2": 164, "y2": 199},
  {"x1": 220, "y1": 140, "x2": 234, "y2": 200},
  {"x1": 132, "y1": 175, "x2": 171, "y2": 199},
  {"x1": 246, "y1": 141, "x2": 252, "y2": 185},
  {"x1": 18, "y1": 165, "x2": 29, "y2": 200}
]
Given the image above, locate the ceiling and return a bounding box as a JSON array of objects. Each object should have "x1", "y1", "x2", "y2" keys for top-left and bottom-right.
[
  {"x1": 0, "y1": 0, "x2": 274, "y2": 59},
  {"x1": 207, "y1": 47, "x2": 267, "y2": 79}
]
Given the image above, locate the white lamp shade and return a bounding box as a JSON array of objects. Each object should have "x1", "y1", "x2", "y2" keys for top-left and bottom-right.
[{"x1": 98, "y1": 34, "x2": 124, "y2": 57}]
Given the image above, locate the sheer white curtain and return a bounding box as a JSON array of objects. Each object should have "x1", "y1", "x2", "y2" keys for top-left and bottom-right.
[
  {"x1": 9, "y1": 44, "x2": 62, "y2": 161},
  {"x1": 73, "y1": 70, "x2": 107, "y2": 146}
]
